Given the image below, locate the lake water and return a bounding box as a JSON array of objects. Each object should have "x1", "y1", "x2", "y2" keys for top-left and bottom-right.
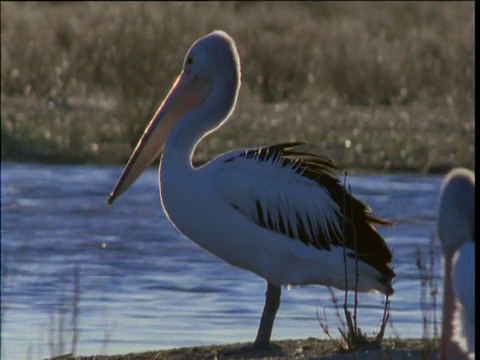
[{"x1": 1, "y1": 162, "x2": 445, "y2": 359}]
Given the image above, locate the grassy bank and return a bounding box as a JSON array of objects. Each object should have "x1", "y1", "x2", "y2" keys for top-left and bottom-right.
[{"x1": 1, "y1": 2, "x2": 475, "y2": 171}]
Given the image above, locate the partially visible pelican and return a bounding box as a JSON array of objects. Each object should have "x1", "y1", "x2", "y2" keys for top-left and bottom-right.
[
  {"x1": 437, "y1": 168, "x2": 475, "y2": 359},
  {"x1": 108, "y1": 30, "x2": 395, "y2": 348}
]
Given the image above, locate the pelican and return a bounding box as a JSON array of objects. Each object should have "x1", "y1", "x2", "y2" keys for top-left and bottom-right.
[
  {"x1": 108, "y1": 30, "x2": 395, "y2": 348},
  {"x1": 437, "y1": 168, "x2": 475, "y2": 359}
]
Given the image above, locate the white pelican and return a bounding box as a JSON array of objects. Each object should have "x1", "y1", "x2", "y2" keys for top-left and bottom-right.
[
  {"x1": 437, "y1": 168, "x2": 475, "y2": 359},
  {"x1": 108, "y1": 30, "x2": 395, "y2": 348}
]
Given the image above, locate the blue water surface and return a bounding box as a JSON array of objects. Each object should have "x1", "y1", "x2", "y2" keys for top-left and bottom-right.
[{"x1": 1, "y1": 162, "x2": 445, "y2": 359}]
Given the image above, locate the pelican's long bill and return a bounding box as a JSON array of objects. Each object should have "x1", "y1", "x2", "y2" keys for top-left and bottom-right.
[{"x1": 108, "y1": 71, "x2": 213, "y2": 204}]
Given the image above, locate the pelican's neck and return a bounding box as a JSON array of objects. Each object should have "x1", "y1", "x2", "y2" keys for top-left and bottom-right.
[
  {"x1": 159, "y1": 83, "x2": 237, "y2": 220},
  {"x1": 162, "y1": 112, "x2": 212, "y2": 171},
  {"x1": 162, "y1": 78, "x2": 239, "y2": 174}
]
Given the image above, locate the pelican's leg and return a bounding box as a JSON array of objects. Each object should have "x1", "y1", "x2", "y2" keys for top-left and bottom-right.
[{"x1": 254, "y1": 282, "x2": 281, "y2": 348}]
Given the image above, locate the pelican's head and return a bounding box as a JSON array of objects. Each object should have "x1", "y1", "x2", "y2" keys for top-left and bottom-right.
[
  {"x1": 437, "y1": 168, "x2": 475, "y2": 256},
  {"x1": 108, "y1": 30, "x2": 241, "y2": 204},
  {"x1": 186, "y1": 30, "x2": 241, "y2": 92}
]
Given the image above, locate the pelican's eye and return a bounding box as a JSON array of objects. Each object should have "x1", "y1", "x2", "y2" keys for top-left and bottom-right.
[{"x1": 186, "y1": 57, "x2": 194, "y2": 71}]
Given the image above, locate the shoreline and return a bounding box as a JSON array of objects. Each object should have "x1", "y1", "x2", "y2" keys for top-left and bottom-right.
[{"x1": 58, "y1": 337, "x2": 439, "y2": 360}]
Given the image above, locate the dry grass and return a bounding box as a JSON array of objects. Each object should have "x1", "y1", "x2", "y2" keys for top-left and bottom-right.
[
  {"x1": 1, "y1": 2, "x2": 475, "y2": 171},
  {"x1": 415, "y1": 232, "x2": 441, "y2": 359},
  {"x1": 47, "y1": 266, "x2": 81, "y2": 359}
]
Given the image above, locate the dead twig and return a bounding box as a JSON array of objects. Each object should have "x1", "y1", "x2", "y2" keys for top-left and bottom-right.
[{"x1": 318, "y1": 171, "x2": 392, "y2": 353}]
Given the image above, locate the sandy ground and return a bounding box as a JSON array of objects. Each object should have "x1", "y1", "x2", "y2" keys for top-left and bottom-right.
[{"x1": 54, "y1": 338, "x2": 439, "y2": 360}]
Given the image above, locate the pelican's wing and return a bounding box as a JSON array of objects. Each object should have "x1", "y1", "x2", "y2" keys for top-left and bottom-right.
[
  {"x1": 214, "y1": 143, "x2": 394, "y2": 279},
  {"x1": 453, "y1": 241, "x2": 475, "y2": 353}
]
